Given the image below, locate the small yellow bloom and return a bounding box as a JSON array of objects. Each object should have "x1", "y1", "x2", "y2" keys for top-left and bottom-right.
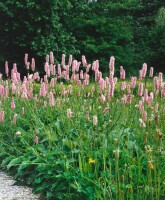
[{"x1": 88, "y1": 158, "x2": 95, "y2": 164}]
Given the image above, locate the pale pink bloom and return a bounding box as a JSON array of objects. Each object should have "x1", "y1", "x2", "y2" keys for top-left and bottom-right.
[
  {"x1": 28, "y1": 74, "x2": 33, "y2": 81},
  {"x1": 5, "y1": 86, "x2": 9, "y2": 97},
  {"x1": 62, "y1": 54, "x2": 65, "y2": 67},
  {"x1": 150, "y1": 92, "x2": 154, "y2": 100},
  {"x1": 142, "y1": 97, "x2": 145, "y2": 103},
  {"x1": 139, "y1": 118, "x2": 146, "y2": 128},
  {"x1": 94, "y1": 70, "x2": 99, "y2": 82},
  {"x1": 50, "y1": 64, "x2": 56, "y2": 76},
  {"x1": 76, "y1": 74, "x2": 80, "y2": 81},
  {"x1": 149, "y1": 67, "x2": 154, "y2": 77},
  {"x1": 28, "y1": 89, "x2": 33, "y2": 99},
  {"x1": 147, "y1": 97, "x2": 153, "y2": 108},
  {"x1": 82, "y1": 55, "x2": 87, "y2": 67},
  {"x1": 0, "y1": 85, "x2": 5, "y2": 97},
  {"x1": 50, "y1": 51, "x2": 54, "y2": 64},
  {"x1": 140, "y1": 105, "x2": 145, "y2": 115},
  {"x1": 24, "y1": 54, "x2": 30, "y2": 70},
  {"x1": 68, "y1": 85, "x2": 72, "y2": 94},
  {"x1": 31, "y1": 58, "x2": 35, "y2": 71},
  {"x1": 33, "y1": 72, "x2": 39, "y2": 80},
  {"x1": 11, "y1": 99, "x2": 16, "y2": 110},
  {"x1": 50, "y1": 78, "x2": 55, "y2": 88},
  {"x1": 127, "y1": 94, "x2": 134, "y2": 103},
  {"x1": 68, "y1": 54, "x2": 73, "y2": 67},
  {"x1": 58, "y1": 64, "x2": 61, "y2": 76},
  {"x1": 154, "y1": 102, "x2": 159, "y2": 113},
  {"x1": 13, "y1": 114, "x2": 18, "y2": 125},
  {"x1": 26, "y1": 62, "x2": 30, "y2": 70},
  {"x1": 141, "y1": 63, "x2": 147, "y2": 78},
  {"x1": 40, "y1": 82, "x2": 47, "y2": 96},
  {"x1": 109, "y1": 56, "x2": 115, "y2": 74},
  {"x1": 103, "y1": 107, "x2": 110, "y2": 114},
  {"x1": 47, "y1": 67, "x2": 51, "y2": 77},
  {"x1": 114, "y1": 77, "x2": 118, "y2": 84},
  {"x1": 144, "y1": 89, "x2": 148, "y2": 102},
  {"x1": 0, "y1": 111, "x2": 5, "y2": 122},
  {"x1": 49, "y1": 91, "x2": 55, "y2": 107},
  {"x1": 80, "y1": 70, "x2": 84, "y2": 79},
  {"x1": 24, "y1": 53, "x2": 28, "y2": 65},
  {"x1": 93, "y1": 115, "x2": 98, "y2": 125},
  {"x1": 34, "y1": 136, "x2": 39, "y2": 144},
  {"x1": 143, "y1": 111, "x2": 148, "y2": 121},
  {"x1": 16, "y1": 131, "x2": 21, "y2": 135},
  {"x1": 154, "y1": 77, "x2": 159, "y2": 92},
  {"x1": 109, "y1": 72, "x2": 114, "y2": 84},
  {"x1": 108, "y1": 81, "x2": 114, "y2": 97},
  {"x1": 100, "y1": 79, "x2": 105, "y2": 91},
  {"x1": 120, "y1": 66, "x2": 125, "y2": 80},
  {"x1": 5, "y1": 61, "x2": 9, "y2": 77},
  {"x1": 12, "y1": 64, "x2": 17, "y2": 73},
  {"x1": 22, "y1": 107, "x2": 25, "y2": 115},
  {"x1": 138, "y1": 83, "x2": 143, "y2": 96},
  {"x1": 67, "y1": 109, "x2": 73, "y2": 118},
  {"x1": 130, "y1": 77, "x2": 137, "y2": 88},
  {"x1": 86, "y1": 64, "x2": 91, "y2": 73},
  {"x1": 127, "y1": 84, "x2": 131, "y2": 94},
  {"x1": 21, "y1": 92, "x2": 28, "y2": 99},
  {"x1": 139, "y1": 70, "x2": 143, "y2": 80},
  {"x1": 11, "y1": 72, "x2": 17, "y2": 83},
  {"x1": 91, "y1": 86, "x2": 95, "y2": 92},
  {"x1": 46, "y1": 54, "x2": 49, "y2": 63},
  {"x1": 77, "y1": 80, "x2": 81, "y2": 86},
  {"x1": 101, "y1": 94, "x2": 106, "y2": 104},
  {"x1": 105, "y1": 77, "x2": 109, "y2": 84},
  {"x1": 86, "y1": 113, "x2": 90, "y2": 121},
  {"x1": 159, "y1": 72, "x2": 163, "y2": 87},
  {"x1": 121, "y1": 95, "x2": 127, "y2": 104},
  {"x1": 121, "y1": 82, "x2": 126, "y2": 90},
  {"x1": 161, "y1": 83, "x2": 165, "y2": 97},
  {"x1": 44, "y1": 62, "x2": 49, "y2": 73},
  {"x1": 43, "y1": 101, "x2": 47, "y2": 108},
  {"x1": 16, "y1": 72, "x2": 21, "y2": 82},
  {"x1": 92, "y1": 60, "x2": 99, "y2": 72}
]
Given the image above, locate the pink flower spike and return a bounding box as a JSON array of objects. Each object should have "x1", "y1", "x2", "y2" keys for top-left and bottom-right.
[
  {"x1": 31, "y1": 58, "x2": 35, "y2": 71},
  {"x1": 49, "y1": 91, "x2": 55, "y2": 107},
  {"x1": 50, "y1": 52, "x2": 54, "y2": 64},
  {"x1": 93, "y1": 115, "x2": 98, "y2": 125},
  {"x1": 34, "y1": 136, "x2": 39, "y2": 144},
  {"x1": 13, "y1": 114, "x2": 18, "y2": 125},
  {"x1": 62, "y1": 54, "x2": 65, "y2": 67},
  {"x1": 22, "y1": 107, "x2": 25, "y2": 115},
  {"x1": 149, "y1": 67, "x2": 154, "y2": 77},
  {"x1": 67, "y1": 109, "x2": 73, "y2": 118},
  {"x1": 68, "y1": 54, "x2": 73, "y2": 67},
  {"x1": 103, "y1": 107, "x2": 110, "y2": 115},
  {"x1": 11, "y1": 99, "x2": 16, "y2": 110},
  {"x1": 5, "y1": 61, "x2": 9, "y2": 77},
  {"x1": 0, "y1": 111, "x2": 5, "y2": 122},
  {"x1": 138, "y1": 83, "x2": 143, "y2": 97}
]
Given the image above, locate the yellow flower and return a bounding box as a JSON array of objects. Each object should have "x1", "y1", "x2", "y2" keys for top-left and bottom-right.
[{"x1": 88, "y1": 158, "x2": 95, "y2": 164}]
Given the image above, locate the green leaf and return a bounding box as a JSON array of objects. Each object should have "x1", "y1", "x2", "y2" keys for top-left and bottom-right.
[{"x1": 7, "y1": 157, "x2": 23, "y2": 170}]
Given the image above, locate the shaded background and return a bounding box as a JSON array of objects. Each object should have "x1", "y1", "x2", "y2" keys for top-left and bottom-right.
[{"x1": 0, "y1": 0, "x2": 165, "y2": 75}]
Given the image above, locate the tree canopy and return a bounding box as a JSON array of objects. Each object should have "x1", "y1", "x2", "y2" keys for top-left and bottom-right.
[{"x1": 0, "y1": 0, "x2": 164, "y2": 74}]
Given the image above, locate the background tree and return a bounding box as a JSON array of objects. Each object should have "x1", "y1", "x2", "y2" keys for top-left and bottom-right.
[
  {"x1": 0, "y1": 0, "x2": 164, "y2": 74},
  {"x1": 0, "y1": 0, "x2": 78, "y2": 73}
]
